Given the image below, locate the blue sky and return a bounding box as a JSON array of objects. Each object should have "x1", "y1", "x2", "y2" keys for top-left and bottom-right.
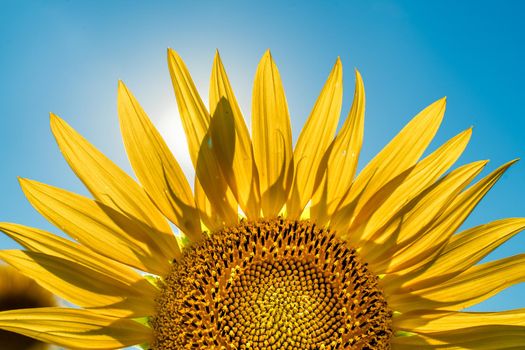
[{"x1": 0, "y1": 0, "x2": 524, "y2": 318}]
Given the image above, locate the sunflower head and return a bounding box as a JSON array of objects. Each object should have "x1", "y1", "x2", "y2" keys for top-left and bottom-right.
[
  {"x1": 0, "y1": 265, "x2": 55, "y2": 350},
  {"x1": 0, "y1": 48, "x2": 523, "y2": 350},
  {"x1": 154, "y1": 218, "x2": 392, "y2": 349}
]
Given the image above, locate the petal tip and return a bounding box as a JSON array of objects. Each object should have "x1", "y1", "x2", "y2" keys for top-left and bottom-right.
[{"x1": 263, "y1": 49, "x2": 272, "y2": 60}]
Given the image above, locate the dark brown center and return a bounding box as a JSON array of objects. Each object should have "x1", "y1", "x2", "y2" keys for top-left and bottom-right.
[
  {"x1": 153, "y1": 218, "x2": 392, "y2": 349},
  {"x1": 0, "y1": 267, "x2": 54, "y2": 350}
]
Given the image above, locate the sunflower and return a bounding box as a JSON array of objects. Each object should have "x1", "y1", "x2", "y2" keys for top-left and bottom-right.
[
  {"x1": 0, "y1": 49, "x2": 523, "y2": 350},
  {"x1": 0, "y1": 265, "x2": 56, "y2": 349}
]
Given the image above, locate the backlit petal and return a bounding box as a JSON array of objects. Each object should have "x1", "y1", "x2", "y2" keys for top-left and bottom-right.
[
  {"x1": 288, "y1": 58, "x2": 343, "y2": 217},
  {"x1": 50, "y1": 114, "x2": 180, "y2": 263},
  {"x1": 19, "y1": 178, "x2": 168, "y2": 274},
  {"x1": 210, "y1": 51, "x2": 260, "y2": 218},
  {"x1": 311, "y1": 69, "x2": 365, "y2": 225},
  {"x1": 117, "y1": 81, "x2": 203, "y2": 242},
  {"x1": 337, "y1": 98, "x2": 446, "y2": 225},
  {"x1": 252, "y1": 50, "x2": 293, "y2": 217},
  {"x1": 167, "y1": 49, "x2": 238, "y2": 227}
]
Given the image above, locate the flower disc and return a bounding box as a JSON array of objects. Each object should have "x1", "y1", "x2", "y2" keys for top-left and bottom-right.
[{"x1": 153, "y1": 219, "x2": 392, "y2": 349}]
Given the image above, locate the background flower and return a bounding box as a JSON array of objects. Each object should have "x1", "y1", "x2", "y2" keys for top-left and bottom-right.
[{"x1": 0, "y1": 0, "x2": 523, "y2": 345}]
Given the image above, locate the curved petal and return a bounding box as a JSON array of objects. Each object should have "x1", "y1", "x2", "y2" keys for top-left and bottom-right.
[
  {"x1": 395, "y1": 308, "x2": 525, "y2": 333},
  {"x1": 288, "y1": 58, "x2": 343, "y2": 217},
  {"x1": 50, "y1": 114, "x2": 180, "y2": 264},
  {"x1": 392, "y1": 329, "x2": 525, "y2": 350},
  {"x1": 390, "y1": 254, "x2": 525, "y2": 313},
  {"x1": 194, "y1": 177, "x2": 222, "y2": 232},
  {"x1": 252, "y1": 50, "x2": 293, "y2": 217},
  {"x1": 385, "y1": 160, "x2": 517, "y2": 276},
  {"x1": 19, "y1": 178, "x2": 169, "y2": 275},
  {"x1": 311, "y1": 69, "x2": 365, "y2": 225},
  {"x1": 359, "y1": 128, "x2": 472, "y2": 242},
  {"x1": 195, "y1": 127, "x2": 239, "y2": 227},
  {"x1": 0, "y1": 307, "x2": 151, "y2": 349},
  {"x1": 117, "y1": 81, "x2": 203, "y2": 242},
  {"x1": 0, "y1": 223, "x2": 158, "y2": 317},
  {"x1": 336, "y1": 98, "x2": 446, "y2": 224},
  {"x1": 0, "y1": 250, "x2": 156, "y2": 317},
  {"x1": 0, "y1": 223, "x2": 151, "y2": 286},
  {"x1": 167, "y1": 49, "x2": 238, "y2": 227},
  {"x1": 354, "y1": 160, "x2": 486, "y2": 273},
  {"x1": 403, "y1": 218, "x2": 525, "y2": 290},
  {"x1": 210, "y1": 51, "x2": 260, "y2": 218},
  {"x1": 167, "y1": 48, "x2": 210, "y2": 166},
  {"x1": 393, "y1": 310, "x2": 525, "y2": 349}
]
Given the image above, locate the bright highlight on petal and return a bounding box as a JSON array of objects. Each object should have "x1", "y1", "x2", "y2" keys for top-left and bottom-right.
[
  {"x1": 252, "y1": 50, "x2": 294, "y2": 217},
  {"x1": 0, "y1": 49, "x2": 523, "y2": 349},
  {"x1": 117, "y1": 81, "x2": 203, "y2": 242}
]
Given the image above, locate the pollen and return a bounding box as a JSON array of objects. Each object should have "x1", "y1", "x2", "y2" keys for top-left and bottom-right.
[{"x1": 153, "y1": 218, "x2": 392, "y2": 349}]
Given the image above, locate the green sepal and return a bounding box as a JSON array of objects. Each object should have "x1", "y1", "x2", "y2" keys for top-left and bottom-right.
[{"x1": 395, "y1": 330, "x2": 416, "y2": 337}]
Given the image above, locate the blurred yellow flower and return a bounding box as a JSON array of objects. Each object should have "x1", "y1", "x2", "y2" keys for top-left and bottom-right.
[{"x1": 0, "y1": 265, "x2": 55, "y2": 350}]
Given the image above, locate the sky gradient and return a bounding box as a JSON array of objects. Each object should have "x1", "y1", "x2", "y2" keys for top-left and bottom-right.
[{"x1": 1, "y1": 0, "x2": 524, "y2": 322}]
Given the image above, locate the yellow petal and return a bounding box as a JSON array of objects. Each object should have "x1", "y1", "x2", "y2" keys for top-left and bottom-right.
[
  {"x1": 394, "y1": 309, "x2": 525, "y2": 349},
  {"x1": 194, "y1": 177, "x2": 222, "y2": 233},
  {"x1": 386, "y1": 160, "x2": 517, "y2": 275},
  {"x1": 391, "y1": 335, "x2": 433, "y2": 349},
  {"x1": 209, "y1": 51, "x2": 260, "y2": 218},
  {"x1": 396, "y1": 308, "x2": 525, "y2": 332},
  {"x1": 359, "y1": 128, "x2": 472, "y2": 242},
  {"x1": 392, "y1": 328, "x2": 525, "y2": 350},
  {"x1": 167, "y1": 49, "x2": 238, "y2": 227},
  {"x1": 0, "y1": 222, "x2": 151, "y2": 287},
  {"x1": 195, "y1": 128, "x2": 239, "y2": 226},
  {"x1": 404, "y1": 218, "x2": 525, "y2": 291},
  {"x1": 337, "y1": 98, "x2": 446, "y2": 223},
  {"x1": 311, "y1": 69, "x2": 364, "y2": 225},
  {"x1": 167, "y1": 48, "x2": 210, "y2": 166},
  {"x1": 0, "y1": 222, "x2": 157, "y2": 316},
  {"x1": 390, "y1": 254, "x2": 525, "y2": 313},
  {"x1": 344, "y1": 160, "x2": 486, "y2": 271},
  {"x1": 0, "y1": 250, "x2": 156, "y2": 317},
  {"x1": 252, "y1": 50, "x2": 294, "y2": 217},
  {"x1": 50, "y1": 114, "x2": 180, "y2": 263},
  {"x1": 19, "y1": 178, "x2": 169, "y2": 275},
  {"x1": 117, "y1": 81, "x2": 203, "y2": 242},
  {"x1": 288, "y1": 58, "x2": 343, "y2": 217},
  {"x1": 0, "y1": 307, "x2": 151, "y2": 349}
]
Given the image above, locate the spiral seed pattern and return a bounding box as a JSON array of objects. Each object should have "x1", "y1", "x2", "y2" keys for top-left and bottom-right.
[{"x1": 153, "y1": 218, "x2": 392, "y2": 349}]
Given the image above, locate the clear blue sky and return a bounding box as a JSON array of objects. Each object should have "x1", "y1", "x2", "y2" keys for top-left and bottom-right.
[{"x1": 1, "y1": 0, "x2": 524, "y2": 317}]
